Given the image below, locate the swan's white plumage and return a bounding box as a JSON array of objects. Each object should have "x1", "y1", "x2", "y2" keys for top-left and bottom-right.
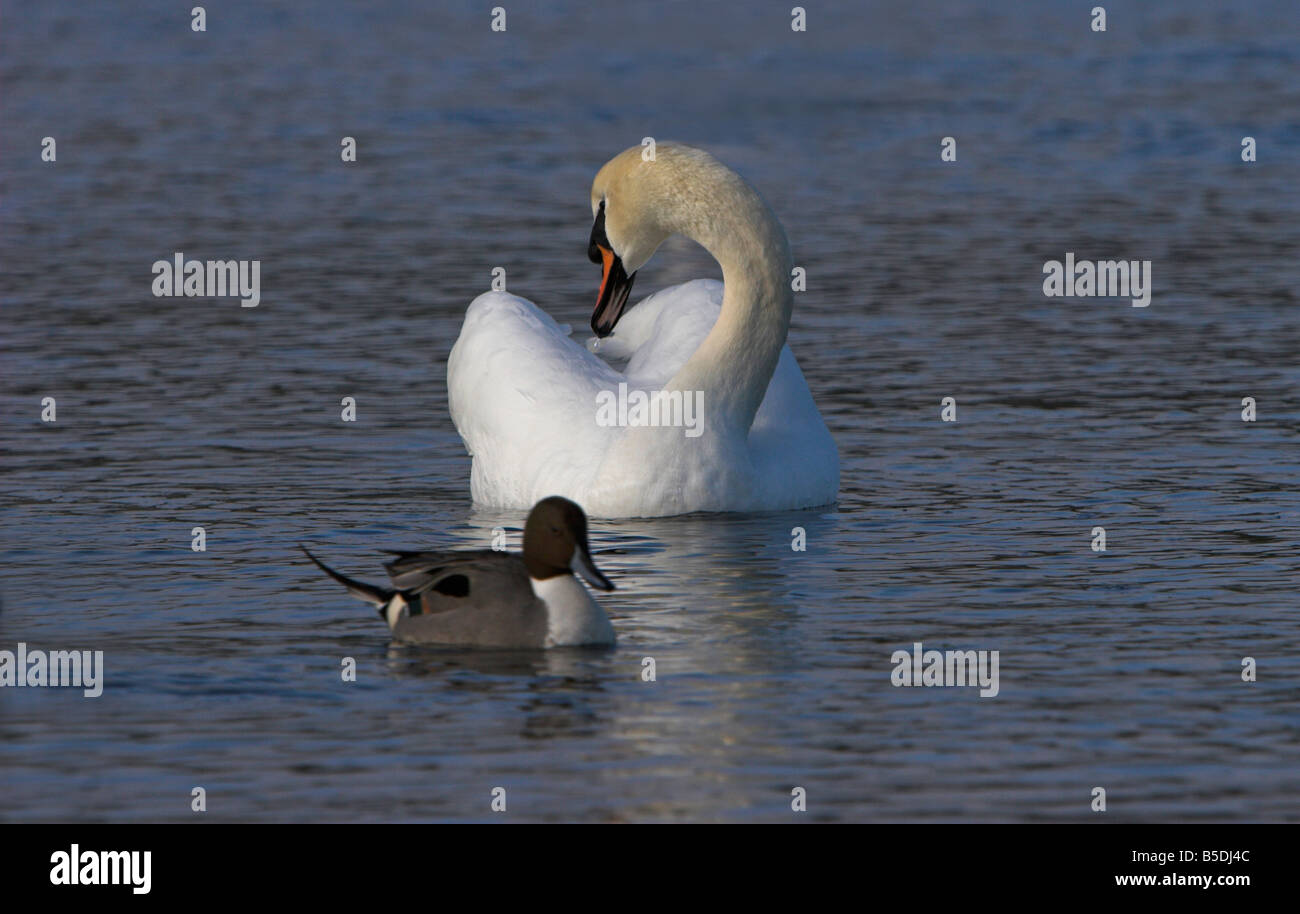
[
  {"x1": 448, "y1": 279, "x2": 838, "y2": 517},
  {"x1": 447, "y1": 143, "x2": 839, "y2": 518}
]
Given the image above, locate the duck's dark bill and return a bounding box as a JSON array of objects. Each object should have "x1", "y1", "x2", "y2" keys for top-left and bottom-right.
[
  {"x1": 591, "y1": 246, "x2": 636, "y2": 338},
  {"x1": 571, "y1": 546, "x2": 615, "y2": 591}
]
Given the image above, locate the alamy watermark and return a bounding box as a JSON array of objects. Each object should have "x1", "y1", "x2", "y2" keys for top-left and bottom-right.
[
  {"x1": 0, "y1": 643, "x2": 104, "y2": 697},
  {"x1": 595, "y1": 383, "x2": 703, "y2": 438},
  {"x1": 50, "y1": 845, "x2": 150, "y2": 894},
  {"x1": 152, "y1": 252, "x2": 261, "y2": 307},
  {"x1": 891, "y1": 641, "x2": 999, "y2": 698},
  {"x1": 1043, "y1": 253, "x2": 1151, "y2": 307}
]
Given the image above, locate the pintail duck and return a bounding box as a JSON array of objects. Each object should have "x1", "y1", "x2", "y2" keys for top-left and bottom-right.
[{"x1": 302, "y1": 496, "x2": 615, "y2": 648}]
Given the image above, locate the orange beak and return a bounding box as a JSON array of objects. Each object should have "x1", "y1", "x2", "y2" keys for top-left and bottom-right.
[
  {"x1": 597, "y1": 245, "x2": 617, "y2": 306},
  {"x1": 591, "y1": 244, "x2": 635, "y2": 338},
  {"x1": 588, "y1": 202, "x2": 636, "y2": 337}
]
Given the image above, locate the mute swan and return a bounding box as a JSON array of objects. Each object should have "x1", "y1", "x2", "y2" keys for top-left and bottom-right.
[
  {"x1": 301, "y1": 497, "x2": 615, "y2": 648},
  {"x1": 448, "y1": 143, "x2": 839, "y2": 518}
]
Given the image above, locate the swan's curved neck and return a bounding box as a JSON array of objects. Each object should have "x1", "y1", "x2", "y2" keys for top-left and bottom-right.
[{"x1": 668, "y1": 181, "x2": 793, "y2": 436}]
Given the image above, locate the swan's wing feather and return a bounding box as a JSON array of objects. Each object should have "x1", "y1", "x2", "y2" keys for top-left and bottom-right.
[
  {"x1": 600, "y1": 279, "x2": 724, "y2": 386},
  {"x1": 447, "y1": 283, "x2": 838, "y2": 513},
  {"x1": 584, "y1": 278, "x2": 823, "y2": 440},
  {"x1": 448, "y1": 292, "x2": 621, "y2": 503}
]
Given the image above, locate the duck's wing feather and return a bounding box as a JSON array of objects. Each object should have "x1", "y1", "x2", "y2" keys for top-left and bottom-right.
[{"x1": 382, "y1": 549, "x2": 528, "y2": 602}]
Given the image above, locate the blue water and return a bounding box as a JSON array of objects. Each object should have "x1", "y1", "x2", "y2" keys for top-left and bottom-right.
[{"x1": 2, "y1": 0, "x2": 1298, "y2": 821}]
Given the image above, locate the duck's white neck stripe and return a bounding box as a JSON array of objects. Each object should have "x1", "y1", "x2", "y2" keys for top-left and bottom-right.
[{"x1": 530, "y1": 574, "x2": 614, "y2": 647}]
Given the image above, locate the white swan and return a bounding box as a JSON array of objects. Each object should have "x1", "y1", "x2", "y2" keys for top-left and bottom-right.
[{"x1": 447, "y1": 143, "x2": 839, "y2": 518}]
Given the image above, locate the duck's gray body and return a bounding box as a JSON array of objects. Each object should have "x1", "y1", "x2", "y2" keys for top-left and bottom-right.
[{"x1": 381, "y1": 549, "x2": 550, "y2": 648}]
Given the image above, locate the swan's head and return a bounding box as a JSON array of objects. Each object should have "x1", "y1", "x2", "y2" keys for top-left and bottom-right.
[{"x1": 588, "y1": 143, "x2": 739, "y2": 337}]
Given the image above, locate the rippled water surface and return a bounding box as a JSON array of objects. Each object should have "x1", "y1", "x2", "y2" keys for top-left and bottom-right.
[{"x1": 2, "y1": 0, "x2": 1299, "y2": 821}]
